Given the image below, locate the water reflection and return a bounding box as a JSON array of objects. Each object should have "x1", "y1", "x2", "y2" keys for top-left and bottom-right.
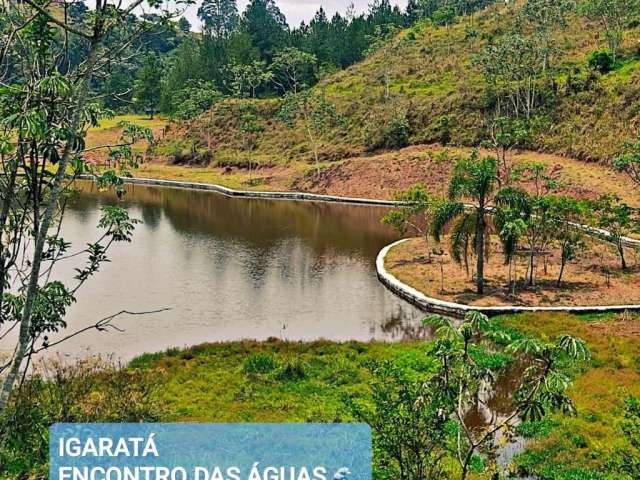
[{"x1": 20, "y1": 182, "x2": 428, "y2": 361}]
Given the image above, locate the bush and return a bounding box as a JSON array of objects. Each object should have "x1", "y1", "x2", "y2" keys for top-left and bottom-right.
[
  {"x1": 243, "y1": 352, "x2": 278, "y2": 375},
  {"x1": 165, "y1": 80, "x2": 223, "y2": 120},
  {"x1": 0, "y1": 359, "x2": 161, "y2": 478},
  {"x1": 588, "y1": 50, "x2": 615, "y2": 74},
  {"x1": 275, "y1": 358, "x2": 307, "y2": 381},
  {"x1": 613, "y1": 396, "x2": 640, "y2": 476},
  {"x1": 364, "y1": 110, "x2": 413, "y2": 150},
  {"x1": 344, "y1": 362, "x2": 451, "y2": 480}
]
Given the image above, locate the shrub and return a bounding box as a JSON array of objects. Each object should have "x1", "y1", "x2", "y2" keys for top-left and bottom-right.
[
  {"x1": 243, "y1": 352, "x2": 278, "y2": 375},
  {"x1": 613, "y1": 396, "x2": 640, "y2": 476},
  {"x1": 344, "y1": 361, "x2": 451, "y2": 480},
  {"x1": 364, "y1": 110, "x2": 413, "y2": 150},
  {"x1": 275, "y1": 358, "x2": 307, "y2": 381},
  {"x1": 0, "y1": 359, "x2": 161, "y2": 478},
  {"x1": 587, "y1": 50, "x2": 615, "y2": 73}
]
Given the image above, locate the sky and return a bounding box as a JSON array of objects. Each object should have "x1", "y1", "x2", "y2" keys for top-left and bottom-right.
[{"x1": 171, "y1": 0, "x2": 409, "y2": 31}]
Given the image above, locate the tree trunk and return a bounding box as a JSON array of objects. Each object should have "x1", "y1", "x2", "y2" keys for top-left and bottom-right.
[
  {"x1": 556, "y1": 259, "x2": 566, "y2": 287},
  {"x1": 0, "y1": 37, "x2": 100, "y2": 413},
  {"x1": 617, "y1": 240, "x2": 627, "y2": 270},
  {"x1": 476, "y1": 205, "x2": 485, "y2": 295}
]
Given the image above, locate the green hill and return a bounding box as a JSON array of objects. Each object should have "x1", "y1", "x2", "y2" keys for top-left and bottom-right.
[{"x1": 155, "y1": 1, "x2": 640, "y2": 177}]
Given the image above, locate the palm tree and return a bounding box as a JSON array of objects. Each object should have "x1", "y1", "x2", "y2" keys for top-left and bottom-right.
[
  {"x1": 495, "y1": 187, "x2": 531, "y2": 295},
  {"x1": 432, "y1": 151, "x2": 500, "y2": 295}
]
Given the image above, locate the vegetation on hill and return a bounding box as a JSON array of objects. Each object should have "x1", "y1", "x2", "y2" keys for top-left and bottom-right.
[{"x1": 156, "y1": 0, "x2": 640, "y2": 171}]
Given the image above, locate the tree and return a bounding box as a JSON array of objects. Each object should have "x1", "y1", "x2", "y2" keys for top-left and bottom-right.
[
  {"x1": 426, "y1": 312, "x2": 589, "y2": 480},
  {"x1": 383, "y1": 184, "x2": 440, "y2": 260},
  {"x1": 480, "y1": 33, "x2": 546, "y2": 119},
  {"x1": 614, "y1": 132, "x2": 640, "y2": 186},
  {"x1": 0, "y1": 0, "x2": 186, "y2": 414},
  {"x1": 548, "y1": 196, "x2": 587, "y2": 286},
  {"x1": 579, "y1": 0, "x2": 640, "y2": 63},
  {"x1": 177, "y1": 17, "x2": 191, "y2": 33},
  {"x1": 270, "y1": 47, "x2": 317, "y2": 94},
  {"x1": 494, "y1": 187, "x2": 531, "y2": 294},
  {"x1": 198, "y1": 0, "x2": 239, "y2": 39},
  {"x1": 365, "y1": 23, "x2": 401, "y2": 100},
  {"x1": 170, "y1": 81, "x2": 222, "y2": 120},
  {"x1": 506, "y1": 163, "x2": 559, "y2": 286},
  {"x1": 231, "y1": 61, "x2": 273, "y2": 98},
  {"x1": 303, "y1": 7, "x2": 334, "y2": 67},
  {"x1": 520, "y1": 0, "x2": 575, "y2": 71},
  {"x1": 134, "y1": 54, "x2": 162, "y2": 118},
  {"x1": 482, "y1": 116, "x2": 530, "y2": 182},
  {"x1": 595, "y1": 195, "x2": 638, "y2": 270},
  {"x1": 237, "y1": 102, "x2": 265, "y2": 179},
  {"x1": 432, "y1": 151, "x2": 500, "y2": 294},
  {"x1": 279, "y1": 90, "x2": 344, "y2": 175},
  {"x1": 240, "y1": 0, "x2": 289, "y2": 62}
]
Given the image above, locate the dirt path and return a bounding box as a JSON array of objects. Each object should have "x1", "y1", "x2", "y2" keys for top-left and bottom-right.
[{"x1": 107, "y1": 141, "x2": 638, "y2": 206}]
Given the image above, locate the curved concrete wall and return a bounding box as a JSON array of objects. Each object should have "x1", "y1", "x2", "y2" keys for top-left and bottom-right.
[
  {"x1": 79, "y1": 176, "x2": 640, "y2": 247},
  {"x1": 377, "y1": 239, "x2": 640, "y2": 318},
  {"x1": 86, "y1": 176, "x2": 404, "y2": 207}
]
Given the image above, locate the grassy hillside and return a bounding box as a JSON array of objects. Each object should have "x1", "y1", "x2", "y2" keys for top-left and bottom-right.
[{"x1": 155, "y1": 1, "x2": 640, "y2": 169}]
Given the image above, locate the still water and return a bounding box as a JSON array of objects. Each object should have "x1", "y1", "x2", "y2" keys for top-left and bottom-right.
[{"x1": 39, "y1": 182, "x2": 427, "y2": 360}]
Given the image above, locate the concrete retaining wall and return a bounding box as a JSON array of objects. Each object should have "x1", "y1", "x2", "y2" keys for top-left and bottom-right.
[
  {"x1": 377, "y1": 239, "x2": 640, "y2": 318},
  {"x1": 84, "y1": 176, "x2": 404, "y2": 206},
  {"x1": 80, "y1": 176, "x2": 640, "y2": 247}
]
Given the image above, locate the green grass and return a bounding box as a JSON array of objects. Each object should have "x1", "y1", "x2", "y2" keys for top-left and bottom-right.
[
  {"x1": 88, "y1": 114, "x2": 168, "y2": 131},
  {"x1": 130, "y1": 340, "x2": 438, "y2": 422},
  {"x1": 497, "y1": 312, "x2": 640, "y2": 479},
  {"x1": 603, "y1": 58, "x2": 640, "y2": 83},
  {"x1": 126, "y1": 312, "x2": 640, "y2": 479}
]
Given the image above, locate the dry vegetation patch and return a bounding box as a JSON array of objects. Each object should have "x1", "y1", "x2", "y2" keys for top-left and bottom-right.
[{"x1": 385, "y1": 237, "x2": 640, "y2": 307}]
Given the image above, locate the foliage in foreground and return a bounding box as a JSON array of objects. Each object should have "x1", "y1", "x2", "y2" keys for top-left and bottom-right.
[
  {"x1": 0, "y1": 359, "x2": 161, "y2": 478},
  {"x1": 500, "y1": 312, "x2": 640, "y2": 479},
  {"x1": 3, "y1": 312, "x2": 639, "y2": 479}
]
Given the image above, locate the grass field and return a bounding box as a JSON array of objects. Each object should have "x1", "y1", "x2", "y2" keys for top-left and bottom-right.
[
  {"x1": 124, "y1": 312, "x2": 640, "y2": 480},
  {"x1": 499, "y1": 312, "x2": 640, "y2": 479}
]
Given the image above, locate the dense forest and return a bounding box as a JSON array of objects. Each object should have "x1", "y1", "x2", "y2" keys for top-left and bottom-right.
[{"x1": 61, "y1": 0, "x2": 495, "y2": 119}]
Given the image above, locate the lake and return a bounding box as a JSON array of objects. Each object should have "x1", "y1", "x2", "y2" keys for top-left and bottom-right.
[{"x1": 32, "y1": 181, "x2": 428, "y2": 360}]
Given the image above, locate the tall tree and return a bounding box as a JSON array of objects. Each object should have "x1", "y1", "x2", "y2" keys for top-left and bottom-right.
[
  {"x1": 177, "y1": 17, "x2": 192, "y2": 33},
  {"x1": 270, "y1": 47, "x2": 317, "y2": 94},
  {"x1": 279, "y1": 89, "x2": 344, "y2": 175},
  {"x1": 432, "y1": 151, "x2": 500, "y2": 294},
  {"x1": 134, "y1": 54, "x2": 162, "y2": 118},
  {"x1": 480, "y1": 33, "x2": 546, "y2": 119},
  {"x1": 520, "y1": 0, "x2": 575, "y2": 71},
  {"x1": 198, "y1": 0, "x2": 239, "y2": 39},
  {"x1": 240, "y1": 0, "x2": 289, "y2": 62},
  {"x1": 0, "y1": 0, "x2": 182, "y2": 414}
]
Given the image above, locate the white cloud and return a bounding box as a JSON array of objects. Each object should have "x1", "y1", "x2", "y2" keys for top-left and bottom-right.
[{"x1": 180, "y1": 0, "x2": 409, "y2": 31}]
